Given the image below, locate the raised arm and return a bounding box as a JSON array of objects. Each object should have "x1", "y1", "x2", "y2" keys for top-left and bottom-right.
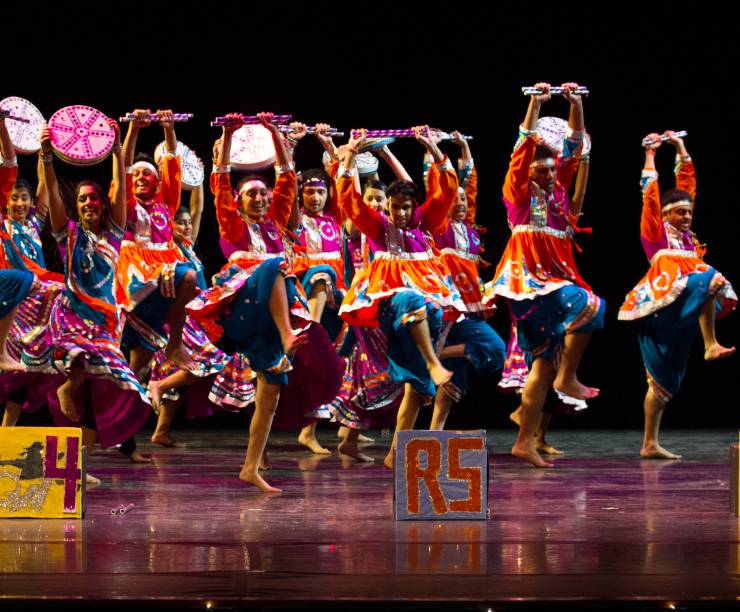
[
  {"x1": 378, "y1": 144, "x2": 412, "y2": 182},
  {"x1": 452, "y1": 131, "x2": 477, "y2": 223},
  {"x1": 39, "y1": 126, "x2": 69, "y2": 234},
  {"x1": 255, "y1": 113, "x2": 298, "y2": 231},
  {"x1": 156, "y1": 109, "x2": 182, "y2": 216},
  {"x1": 414, "y1": 126, "x2": 459, "y2": 234},
  {"x1": 189, "y1": 181, "x2": 204, "y2": 243},
  {"x1": 34, "y1": 155, "x2": 49, "y2": 222},
  {"x1": 315, "y1": 123, "x2": 339, "y2": 164},
  {"x1": 570, "y1": 157, "x2": 589, "y2": 218},
  {"x1": 0, "y1": 116, "x2": 18, "y2": 215},
  {"x1": 110, "y1": 120, "x2": 126, "y2": 229},
  {"x1": 338, "y1": 129, "x2": 385, "y2": 240},
  {"x1": 504, "y1": 83, "x2": 550, "y2": 205},
  {"x1": 556, "y1": 82, "x2": 585, "y2": 191},
  {"x1": 122, "y1": 108, "x2": 151, "y2": 168},
  {"x1": 665, "y1": 130, "x2": 695, "y2": 201},
  {"x1": 212, "y1": 113, "x2": 246, "y2": 243},
  {"x1": 640, "y1": 133, "x2": 663, "y2": 244}
]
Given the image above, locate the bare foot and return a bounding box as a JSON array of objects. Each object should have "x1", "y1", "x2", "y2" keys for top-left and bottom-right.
[
  {"x1": 640, "y1": 443, "x2": 682, "y2": 460},
  {"x1": 383, "y1": 449, "x2": 395, "y2": 470},
  {"x1": 150, "y1": 432, "x2": 180, "y2": 448},
  {"x1": 511, "y1": 441, "x2": 554, "y2": 468},
  {"x1": 297, "y1": 431, "x2": 331, "y2": 455},
  {"x1": 338, "y1": 439, "x2": 375, "y2": 462},
  {"x1": 127, "y1": 451, "x2": 153, "y2": 464},
  {"x1": 509, "y1": 407, "x2": 522, "y2": 427},
  {"x1": 239, "y1": 469, "x2": 282, "y2": 493},
  {"x1": 86, "y1": 473, "x2": 101, "y2": 485},
  {"x1": 282, "y1": 331, "x2": 308, "y2": 358},
  {"x1": 0, "y1": 354, "x2": 26, "y2": 373},
  {"x1": 705, "y1": 343, "x2": 736, "y2": 361},
  {"x1": 149, "y1": 381, "x2": 163, "y2": 414},
  {"x1": 553, "y1": 376, "x2": 599, "y2": 400},
  {"x1": 57, "y1": 380, "x2": 80, "y2": 422},
  {"x1": 429, "y1": 363, "x2": 453, "y2": 387},
  {"x1": 536, "y1": 441, "x2": 564, "y2": 456},
  {"x1": 164, "y1": 345, "x2": 197, "y2": 373},
  {"x1": 337, "y1": 427, "x2": 374, "y2": 444}
]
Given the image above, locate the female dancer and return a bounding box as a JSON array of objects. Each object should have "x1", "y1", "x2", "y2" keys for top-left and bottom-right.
[
  {"x1": 187, "y1": 112, "x2": 311, "y2": 492},
  {"x1": 40, "y1": 120, "x2": 151, "y2": 477}
]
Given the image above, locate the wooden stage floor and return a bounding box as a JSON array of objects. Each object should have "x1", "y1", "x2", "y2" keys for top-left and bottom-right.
[{"x1": 1, "y1": 428, "x2": 739, "y2": 610}]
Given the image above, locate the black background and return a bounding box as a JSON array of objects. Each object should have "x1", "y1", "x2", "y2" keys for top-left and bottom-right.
[{"x1": 7, "y1": 2, "x2": 738, "y2": 430}]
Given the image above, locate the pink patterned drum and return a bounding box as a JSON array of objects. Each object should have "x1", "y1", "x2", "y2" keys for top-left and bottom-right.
[
  {"x1": 154, "y1": 140, "x2": 204, "y2": 190},
  {"x1": 0, "y1": 96, "x2": 45, "y2": 154},
  {"x1": 230, "y1": 124, "x2": 275, "y2": 171},
  {"x1": 48, "y1": 105, "x2": 115, "y2": 166},
  {"x1": 537, "y1": 116, "x2": 591, "y2": 157}
]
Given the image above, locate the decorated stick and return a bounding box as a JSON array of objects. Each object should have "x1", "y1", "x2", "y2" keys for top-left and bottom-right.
[
  {"x1": 351, "y1": 128, "x2": 430, "y2": 139},
  {"x1": 211, "y1": 114, "x2": 292, "y2": 127},
  {"x1": 522, "y1": 86, "x2": 590, "y2": 96},
  {"x1": 119, "y1": 113, "x2": 194, "y2": 123},
  {"x1": 0, "y1": 109, "x2": 31, "y2": 123},
  {"x1": 280, "y1": 126, "x2": 344, "y2": 137},
  {"x1": 431, "y1": 129, "x2": 473, "y2": 141},
  {"x1": 641, "y1": 131, "x2": 688, "y2": 147}
]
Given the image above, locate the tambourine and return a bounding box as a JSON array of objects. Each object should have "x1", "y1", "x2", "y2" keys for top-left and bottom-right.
[
  {"x1": 154, "y1": 140, "x2": 204, "y2": 190},
  {"x1": 48, "y1": 105, "x2": 115, "y2": 166},
  {"x1": 358, "y1": 137, "x2": 395, "y2": 153},
  {"x1": 536, "y1": 117, "x2": 591, "y2": 157},
  {"x1": 0, "y1": 96, "x2": 45, "y2": 154},
  {"x1": 230, "y1": 124, "x2": 275, "y2": 171}
]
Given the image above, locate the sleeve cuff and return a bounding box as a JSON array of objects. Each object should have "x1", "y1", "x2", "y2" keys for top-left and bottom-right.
[
  {"x1": 2, "y1": 156, "x2": 18, "y2": 168},
  {"x1": 337, "y1": 166, "x2": 356, "y2": 179},
  {"x1": 435, "y1": 156, "x2": 454, "y2": 172}
]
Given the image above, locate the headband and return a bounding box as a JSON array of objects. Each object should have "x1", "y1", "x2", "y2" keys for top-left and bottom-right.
[
  {"x1": 131, "y1": 161, "x2": 160, "y2": 177},
  {"x1": 302, "y1": 178, "x2": 327, "y2": 190},
  {"x1": 661, "y1": 199, "x2": 693, "y2": 212}
]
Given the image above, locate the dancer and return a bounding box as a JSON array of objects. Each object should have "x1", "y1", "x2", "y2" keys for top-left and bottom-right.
[
  {"x1": 426, "y1": 132, "x2": 506, "y2": 430},
  {"x1": 483, "y1": 82, "x2": 605, "y2": 468},
  {"x1": 39, "y1": 121, "x2": 151, "y2": 478},
  {"x1": 619, "y1": 131, "x2": 736, "y2": 459},
  {"x1": 187, "y1": 112, "x2": 311, "y2": 492},
  {"x1": 117, "y1": 109, "x2": 197, "y2": 377},
  {"x1": 337, "y1": 126, "x2": 465, "y2": 469}
]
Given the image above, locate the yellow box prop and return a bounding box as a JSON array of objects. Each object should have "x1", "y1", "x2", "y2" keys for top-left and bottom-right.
[{"x1": 0, "y1": 427, "x2": 85, "y2": 518}]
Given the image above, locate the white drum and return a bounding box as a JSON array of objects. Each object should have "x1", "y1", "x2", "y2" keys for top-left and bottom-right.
[
  {"x1": 230, "y1": 124, "x2": 275, "y2": 171},
  {"x1": 537, "y1": 116, "x2": 591, "y2": 157},
  {"x1": 0, "y1": 96, "x2": 45, "y2": 154},
  {"x1": 154, "y1": 140, "x2": 204, "y2": 190}
]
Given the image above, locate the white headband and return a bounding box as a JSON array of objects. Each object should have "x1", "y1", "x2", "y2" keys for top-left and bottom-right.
[
  {"x1": 238, "y1": 179, "x2": 267, "y2": 196},
  {"x1": 132, "y1": 161, "x2": 160, "y2": 177},
  {"x1": 661, "y1": 199, "x2": 693, "y2": 212}
]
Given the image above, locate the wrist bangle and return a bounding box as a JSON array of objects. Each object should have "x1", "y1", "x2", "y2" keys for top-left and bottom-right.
[
  {"x1": 40, "y1": 152, "x2": 53, "y2": 165},
  {"x1": 286, "y1": 136, "x2": 299, "y2": 146},
  {"x1": 213, "y1": 164, "x2": 231, "y2": 174},
  {"x1": 111, "y1": 144, "x2": 122, "y2": 154}
]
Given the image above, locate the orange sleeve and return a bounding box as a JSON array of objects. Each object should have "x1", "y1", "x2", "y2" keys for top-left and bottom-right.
[
  {"x1": 503, "y1": 136, "x2": 536, "y2": 206},
  {"x1": 675, "y1": 159, "x2": 696, "y2": 202},
  {"x1": 211, "y1": 172, "x2": 245, "y2": 243},
  {"x1": 160, "y1": 154, "x2": 182, "y2": 217},
  {"x1": 0, "y1": 165, "x2": 19, "y2": 222},
  {"x1": 465, "y1": 165, "x2": 478, "y2": 225},
  {"x1": 640, "y1": 174, "x2": 664, "y2": 243},
  {"x1": 427, "y1": 162, "x2": 441, "y2": 195},
  {"x1": 417, "y1": 158, "x2": 459, "y2": 235},
  {"x1": 337, "y1": 174, "x2": 384, "y2": 241},
  {"x1": 268, "y1": 170, "x2": 296, "y2": 230}
]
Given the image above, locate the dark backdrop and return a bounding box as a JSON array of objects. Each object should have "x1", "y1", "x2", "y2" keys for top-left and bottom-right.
[{"x1": 7, "y1": 3, "x2": 737, "y2": 430}]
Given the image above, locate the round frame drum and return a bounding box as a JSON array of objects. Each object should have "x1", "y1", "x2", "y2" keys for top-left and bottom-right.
[
  {"x1": 537, "y1": 116, "x2": 592, "y2": 157},
  {"x1": 48, "y1": 105, "x2": 115, "y2": 166},
  {"x1": 230, "y1": 124, "x2": 275, "y2": 171},
  {"x1": 154, "y1": 140, "x2": 204, "y2": 190},
  {"x1": 0, "y1": 96, "x2": 45, "y2": 154}
]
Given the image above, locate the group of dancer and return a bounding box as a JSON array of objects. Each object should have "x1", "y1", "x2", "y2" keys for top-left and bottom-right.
[{"x1": 0, "y1": 82, "x2": 736, "y2": 492}]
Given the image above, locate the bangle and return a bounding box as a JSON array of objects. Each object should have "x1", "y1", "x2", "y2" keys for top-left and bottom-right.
[
  {"x1": 286, "y1": 136, "x2": 299, "y2": 146},
  {"x1": 40, "y1": 152, "x2": 53, "y2": 165},
  {"x1": 213, "y1": 164, "x2": 231, "y2": 174},
  {"x1": 274, "y1": 161, "x2": 295, "y2": 175},
  {"x1": 111, "y1": 144, "x2": 122, "y2": 154},
  {"x1": 678, "y1": 154, "x2": 691, "y2": 163}
]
